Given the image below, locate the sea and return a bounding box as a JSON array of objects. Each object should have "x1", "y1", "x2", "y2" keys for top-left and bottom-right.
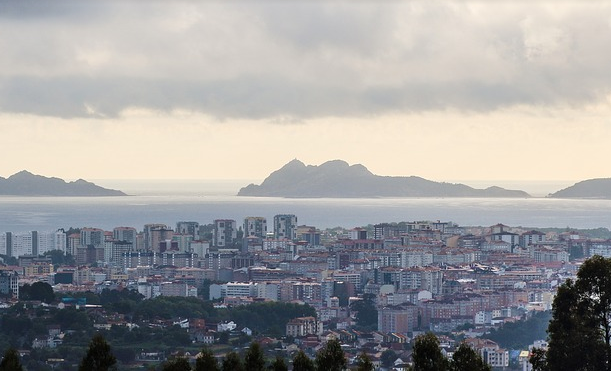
[{"x1": 0, "y1": 180, "x2": 610, "y2": 233}]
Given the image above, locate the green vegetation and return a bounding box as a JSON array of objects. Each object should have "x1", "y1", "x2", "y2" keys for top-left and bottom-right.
[
  {"x1": 292, "y1": 350, "x2": 315, "y2": 371},
  {"x1": 355, "y1": 351, "x2": 374, "y2": 371},
  {"x1": 0, "y1": 286, "x2": 316, "y2": 369},
  {"x1": 411, "y1": 333, "x2": 490, "y2": 371},
  {"x1": 531, "y1": 255, "x2": 611, "y2": 370},
  {"x1": 483, "y1": 310, "x2": 551, "y2": 349},
  {"x1": 350, "y1": 294, "x2": 378, "y2": 330},
  {"x1": 0, "y1": 348, "x2": 23, "y2": 371},
  {"x1": 78, "y1": 333, "x2": 117, "y2": 371},
  {"x1": 314, "y1": 339, "x2": 346, "y2": 371}
]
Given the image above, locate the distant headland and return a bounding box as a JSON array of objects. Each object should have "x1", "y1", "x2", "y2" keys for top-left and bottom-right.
[
  {"x1": 237, "y1": 159, "x2": 531, "y2": 198},
  {"x1": 548, "y1": 178, "x2": 611, "y2": 199},
  {"x1": 0, "y1": 170, "x2": 126, "y2": 196}
]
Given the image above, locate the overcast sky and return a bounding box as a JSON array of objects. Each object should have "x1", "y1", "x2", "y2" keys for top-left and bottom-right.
[{"x1": 1, "y1": 1, "x2": 610, "y2": 183}]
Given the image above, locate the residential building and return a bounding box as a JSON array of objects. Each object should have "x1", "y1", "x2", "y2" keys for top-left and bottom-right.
[
  {"x1": 213, "y1": 219, "x2": 237, "y2": 247},
  {"x1": 244, "y1": 217, "x2": 267, "y2": 238},
  {"x1": 274, "y1": 214, "x2": 297, "y2": 240}
]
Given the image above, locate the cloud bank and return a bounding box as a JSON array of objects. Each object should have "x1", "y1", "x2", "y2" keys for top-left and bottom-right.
[{"x1": 1, "y1": 1, "x2": 610, "y2": 119}]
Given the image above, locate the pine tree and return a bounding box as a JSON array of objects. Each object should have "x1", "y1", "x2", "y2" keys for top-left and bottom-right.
[
  {"x1": 221, "y1": 351, "x2": 244, "y2": 371},
  {"x1": 315, "y1": 339, "x2": 346, "y2": 371},
  {"x1": 292, "y1": 350, "x2": 315, "y2": 371},
  {"x1": 244, "y1": 342, "x2": 266, "y2": 371},
  {"x1": 412, "y1": 333, "x2": 448, "y2": 371},
  {"x1": 79, "y1": 333, "x2": 117, "y2": 371},
  {"x1": 450, "y1": 343, "x2": 490, "y2": 371},
  {"x1": 195, "y1": 347, "x2": 219, "y2": 371},
  {"x1": 161, "y1": 357, "x2": 191, "y2": 371},
  {"x1": 355, "y1": 351, "x2": 374, "y2": 371},
  {"x1": 269, "y1": 356, "x2": 288, "y2": 371},
  {"x1": 0, "y1": 348, "x2": 23, "y2": 371}
]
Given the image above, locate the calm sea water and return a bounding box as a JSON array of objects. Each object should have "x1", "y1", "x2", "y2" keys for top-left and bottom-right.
[{"x1": 1, "y1": 193, "x2": 610, "y2": 233}]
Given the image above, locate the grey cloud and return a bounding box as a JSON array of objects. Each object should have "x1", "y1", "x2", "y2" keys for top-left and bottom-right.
[
  {"x1": 2, "y1": 72, "x2": 606, "y2": 119},
  {"x1": 1, "y1": 1, "x2": 610, "y2": 119}
]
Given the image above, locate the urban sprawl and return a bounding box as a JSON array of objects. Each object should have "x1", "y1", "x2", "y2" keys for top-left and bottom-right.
[{"x1": 1, "y1": 214, "x2": 605, "y2": 369}]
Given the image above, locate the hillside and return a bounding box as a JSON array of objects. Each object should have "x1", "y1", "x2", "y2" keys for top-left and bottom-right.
[
  {"x1": 237, "y1": 160, "x2": 530, "y2": 198},
  {"x1": 549, "y1": 178, "x2": 611, "y2": 199},
  {"x1": 0, "y1": 171, "x2": 126, "y2": 196}
]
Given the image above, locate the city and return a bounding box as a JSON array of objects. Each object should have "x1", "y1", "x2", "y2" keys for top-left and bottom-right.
[{"x1": 2, "y1": 214, "x2": 607, "y2": 369}]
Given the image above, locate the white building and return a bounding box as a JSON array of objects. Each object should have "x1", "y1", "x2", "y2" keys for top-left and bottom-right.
[
  {"x1": 273, "y1": 214, "x2": 297, "y2": 240},
  {"x1": 244, "y1": 217, "x2": 267, "y2": 238}
]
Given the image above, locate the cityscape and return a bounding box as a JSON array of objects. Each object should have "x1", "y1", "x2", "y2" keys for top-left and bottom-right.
[
  {"x1": 2, "y1": 0, "x2": 611, "y2": 370},
  {"x1": 1, "y1": 212, "x2": 606, "y2": 369}
]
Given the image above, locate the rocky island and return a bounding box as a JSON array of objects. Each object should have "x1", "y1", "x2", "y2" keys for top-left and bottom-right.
[
  {"x1": 549, "y1": 178, "x2": 611, "y2": 199},
  {"x1": 0, "y1": 170, "x2": 126, "y2": 196},
  {"x1": 238, "y1": 159, "x2": 530, "y2": 198}
]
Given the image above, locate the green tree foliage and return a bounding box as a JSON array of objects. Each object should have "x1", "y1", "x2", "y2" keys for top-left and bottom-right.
[
  {"x1": 292, "y1": 350, "x2": 315, "y2": 371},
  {"x1": 483, "y1": 311, "x2": 551, "y2": 349},
  {"x1": 221, "y1": 351, "x2": 244, "y2": 371},
  {"x1": 269, "y1": 356, "x2": 288, "y2": 371},
  {"x1": 78, "y1": 333, "x2": 117, "y2": 371},
  {"x1": 19, "y1": 281, "x2": 55, "y2": 303},
  {"x1": 355, "y1": 351, "x2": 374, "y2": 371},
  {"x1": 350, "y1": 294, "x2": 378, "y2": 330},
  {"x1": 412, "y1": 333, "x2": 448, "y2": 371},
  {"x1": 449, "y1": 343, "x2": 490, "y2": 371},
  {"x1": 43, "y1": 249, "x2": 75, "y2": 266},
  {"x1": 195, "y1": 347, "x2": 218, "y2": 371},
  {"x1": 222, "y1": 302, "x2": 317, "y2": 336},
  {"x1": 536, "y1": 255, "x2": 611, "y2": 371},
  {"x1": 380, "y1": 349, "x2": 398, "y2": 368},
  {"x1": 529, "y1": 348, "x2": 548, "y2": 371},
  {"x1": 244, "y1": 342, "x2": 266, "y2": 371},
  {"x1": 0, "y1": 348, "x2": 23, "y2": 371},
  {"x1": 575, "y1": 255, "x2": 611, "y2": 364},
  {"x1": 315, "y1": 339, "x2": 346, "y2": 371},
  {"x1": 161, "y1": 357, "x2": 191, "y2": 371}
]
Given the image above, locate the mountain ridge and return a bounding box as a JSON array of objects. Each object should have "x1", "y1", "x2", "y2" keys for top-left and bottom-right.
[
  {"x1": 0, "y1": 170, "x2": 126, "y2": 196},
  {"x1": 548, "y1": 178, "x2": 611, "y2": 199},
  {"x1": 238, "y1": 160, "x2": 531, "y2": 198}
]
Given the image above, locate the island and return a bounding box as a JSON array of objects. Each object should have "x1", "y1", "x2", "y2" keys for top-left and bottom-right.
[
  {"x1": 237, "y1": 159, "x2": 530, "y2": 198},
  {"x1": 548, "y1": 178, "x2": 611, "y2": 199},
  {"x1": 0, "y1": 170, "x2": 126, "y2": 196}
]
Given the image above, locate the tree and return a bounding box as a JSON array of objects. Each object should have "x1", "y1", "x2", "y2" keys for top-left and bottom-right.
[
  {"x1": 546, "y1": 281, "x2": 605, "y2": 370},
  {"x1": 380, "y1": 349, "x2": 398, "y2": 368},
  {"x1": 537, "y1": 255, "x2": 611, "y2": 371},
  {"x1": 30, "y1": 281, "x2": 55, "y2": 303},
  {"x1": 221, "y1": 351, "x2": 244, "y2": 371},
  {"x1": 162, "y1": 357, "x2": 191, "y2": 371},
  {"x1": 0, "y1": 348, "x2": 23, "y2": 371},
  {"x1": 244, "y1": 342, "x2": 266, "y2": 371},
  {"x1": 292, "y1": 350, "x2": 314, "y2": 371},
  {"x1": 78, "y1": 333, "x2": 117, "y2": 371},
  {"x1": 529, "y1": 348, "x2": 548, "y2": 371},
  {"x1": 315, "y1": 339, "x2": 346, "y2": 371},
  {"x1": 195, "y1": 347, "x2": 218, "y2": 371},
  {"x1": 412, "y1": 333, "x2": 448, "y2": 371},
  {"x1": 268, "y1": 356, "x2": 288, "y2": 371},
  {"x1": 575, "y1": 255, "x2": 611, "y2": 368},
  {"x1": 350, "y1": 294, "x2": 378, "y2": 329},
  {"x1": 355, "y1": 352, "x2": 374, "y2": 371},
  {"x1": 450, "y1": 343, "x2": 490, "y2": 371}
]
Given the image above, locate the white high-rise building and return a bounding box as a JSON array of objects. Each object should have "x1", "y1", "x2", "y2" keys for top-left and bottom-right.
[
  {"x1": 244, "y1": 217, "x2": 267, "y2": 238},
  {"x1": 273, "y1": 214, "x2": 297, "y2": 240},
  {"x1": 12, "y1": 232, "x2": 34, "y2": 257},
  {"x1": 0, "y1": 233, "x2": 9, "y2": 256},
  {"x1": 37, "y1": 230, "x2": 66, "y2": 255},
  {"x1": 213, "y1": 219, "x2": 237, "y2": 247}
]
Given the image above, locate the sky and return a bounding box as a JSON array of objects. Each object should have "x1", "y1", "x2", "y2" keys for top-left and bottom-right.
[{"x1": 1, "y1": 1, "x2": 610, "y2": 184}]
